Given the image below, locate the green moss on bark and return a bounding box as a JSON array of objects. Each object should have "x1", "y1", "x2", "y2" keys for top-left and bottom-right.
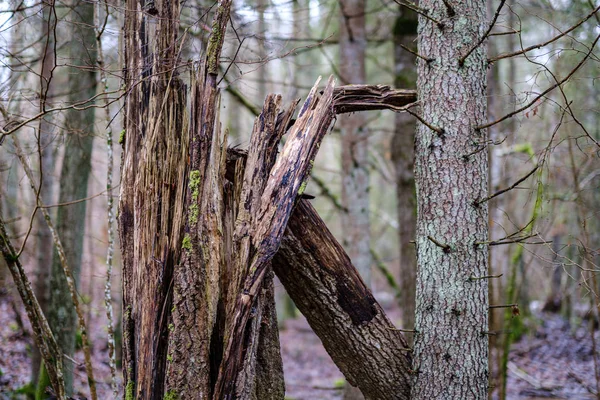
[{"x1": 125, "y1": 381, "x2": 134, "y2": 400}]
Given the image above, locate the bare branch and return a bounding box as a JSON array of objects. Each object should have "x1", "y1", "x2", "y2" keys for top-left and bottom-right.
[
  {"x1": 459, "y1": 0, "x2": 506, "y2": 66},
  {"x1": 392, "y1": 0, "x2": 444, "y2": 28},
  {"x1": 474, "y1": 165, "x2": 538, "y2": 206},
  {"x1": 488, "y1": 4, "x2": 600, "y2": 63},
  {"x1": 399, "y1": 43, "x2": 434, "y2": 63},
  {"x1": 477, "y1": 30, "x2": 600, "y2": 134}
]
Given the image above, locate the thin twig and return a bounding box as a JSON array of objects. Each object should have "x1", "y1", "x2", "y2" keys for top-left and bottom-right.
[
  {"x1": 489, "y1": 304, "x2": 518, "y2": 309},
  {"x1": 488, "y1": 4, "x2": 600, "y2": 63},
  {"x1": 489, "y1": 29, "x2": 520, "y2": 36},
  {"x1": 427, "y1": 235, "x2": 451, "y2": 252},
  {"x1": 400, "y1": 44, "x2": 433, "y2": 63},
  {"x1": 477, "y1": 30, "x2": 600, "y2": 134},
  {"x1": 392, "y1": 0, "x2": 444, "y2": 28},
  {"x1": 475, "y1": 165, "x2": 538, "y2": 206},
  {"x1": 468, "y1": 274, "x2": 503, "y2": 281},
  {"x1": 406, "y1": 108, "x2": 444, "y2": 135}
]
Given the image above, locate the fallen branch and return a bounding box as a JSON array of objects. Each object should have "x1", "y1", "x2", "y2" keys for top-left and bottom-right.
[{"x1": 333, "y1": 84, "x2": 416, "y2": 114}]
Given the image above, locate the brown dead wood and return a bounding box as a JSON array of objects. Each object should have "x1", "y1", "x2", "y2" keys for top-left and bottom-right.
[{"x1": 333, "y1": 84, "x2": 417, "y2": 114}]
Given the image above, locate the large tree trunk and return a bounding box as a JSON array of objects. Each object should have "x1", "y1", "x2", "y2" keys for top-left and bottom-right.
[
  {"x1": 119, "y1": 1, "x2": 286, "y2": 397},
  {"x1": 119, "y1": 0, "x2": 418, "y2": 397},
  {"x1": 412, "y1": 1, "x2": 489, "y2": 398},
  {"x1": 392, "y1": 7, "x2": 418, "y2": 345},
  {"x1": 45, "y1": 0, "x2": 97, "y2": 393},
  {"x1": 119, "y1": 0, "x2": 190, "y2": 397}
]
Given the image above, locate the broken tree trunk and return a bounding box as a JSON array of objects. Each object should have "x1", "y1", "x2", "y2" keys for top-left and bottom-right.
[
  {"x1": 119, "y1": 0, "x2": 190, "y2": 397},
  {"x1": 225, "y1": 149, "x2": 415, "y2": 400},
  {"x1": 214, "y1": 76, "x2": 337, "y2": 399},
  {"x1": 119, "y1": 0, "x2": 418, "y2": 397}
]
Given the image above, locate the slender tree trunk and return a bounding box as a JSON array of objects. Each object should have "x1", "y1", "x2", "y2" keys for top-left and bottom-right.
[
  {"x1": 412, "y1": 1, "x2": 489, "y2": 398},
  {"x1": 257, "y1": 0, "x2": 268, "y2": 102},
  {"x1": 339, "y1": 2, "x2": 368, "y2": 396},
  {"x1": 392, "y1": 7, "x2": 418, "y2": 345},
  {"x1": 486, "y1": 1, "x2": 503, "y2": 395},
  {"x1": 32, "y1": 2, "x2": 56, "y2": 384},
  {"x1": 339, "y1": 0, "x2": 370, "y2": 288},
  {"x1": 44, "y1": 0, "x2": 97, "y2": 394}
]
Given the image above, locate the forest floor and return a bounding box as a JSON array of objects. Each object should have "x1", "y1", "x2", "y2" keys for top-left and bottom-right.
[{"x1": 0, "y1": 292, "x2": 598, "y2": 400}]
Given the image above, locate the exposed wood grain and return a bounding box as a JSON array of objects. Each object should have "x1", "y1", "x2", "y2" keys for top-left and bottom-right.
[
  {"x1": 214, "y1": 77, "x2": 337, "y2": 399},
  {"x1": 333, "y1": 84, "x2": 416, "y2": 114},
  {"x1": 119, "y1": 0, "x2": 189, "y2": 398},
  {"x1": 225, "y1": 149, "x2": 413, "y2": 399}
]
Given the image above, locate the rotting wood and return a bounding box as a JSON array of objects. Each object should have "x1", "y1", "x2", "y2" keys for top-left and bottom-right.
[
  {"x1": 227, "y1": 93, "x2": 295, "y2": 398},
  {"x1": 119, "y1": 0, "x2": 420, "y2": 397},
  {"x1": 225, "y1": 149, "x2": 413, "y2": 400},
  {"x1": 333, "y1": 84, "x2": 416, "y2": 114},
  {"x1": 214, "y1": 76, "x2": 337, "y2": 399},
  {"x1": 119, "y1": 0, "x2": 189, "y2": 398}
]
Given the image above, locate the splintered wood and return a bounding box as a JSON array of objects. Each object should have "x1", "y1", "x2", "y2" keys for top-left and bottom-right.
[{"x1": 214, "y1": 76, "x2": 337, "y2": 399}]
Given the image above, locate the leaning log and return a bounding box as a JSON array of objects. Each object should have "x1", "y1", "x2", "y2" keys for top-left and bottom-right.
[{"x1": 273, "y1": 200, "x2": 413, "y2": 400}]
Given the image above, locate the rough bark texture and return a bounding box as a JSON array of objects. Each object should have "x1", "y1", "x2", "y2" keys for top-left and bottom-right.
[
  {"x1": 121, "y1": 2, "x2": 287, "y2": 398},
  {"x1": 119, "y1": 0, "x2": 421, "y2": 395},
  {"x1": 214, "y1": 77, "x2": 336, "y2": 399},
  {"x1": 392, "y1": 8, "x2": 418, "y2": 345},
  {"x1": 46, "y1": 0, "x2": 96, "y2": 393},
  {"x1": 224, "y1": 94, "x2": 292, "y2": 399},
  {"x1": 413, "y1": 1, "x2": 489, "y2": 398},
  {"x1": 338, "y1": 0, "x2": 370, "y2": 291},
  {"x1": 273, "y1": 200, "x2": 413, "y2": 400},
  {"x1": 251, "y1": 270, "x2": 285, "y2": 400},
  {"x1": 119, "y1": 0, "x2": 189, "y2": 397}
]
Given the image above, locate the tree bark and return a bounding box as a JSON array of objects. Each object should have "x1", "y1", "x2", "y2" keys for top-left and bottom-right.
[
  {"x1": 413, "y1": 1, "x2": 489, "y2": 398},
  {"x1": 119, "y1": 0, "x2": 420, "y2": 396},
  {"x1": 272, "y1": 199, "x2": 413, "y2": 400},
  {"x1": 392, "y1": 7, "x2": 418, "y2": 345},
  {"x1": 119, "y1": 0, "x2": 191, "y2": 397},
  {"x1": 120, "y1": 1, "x2": 287, "y2": 398}
]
